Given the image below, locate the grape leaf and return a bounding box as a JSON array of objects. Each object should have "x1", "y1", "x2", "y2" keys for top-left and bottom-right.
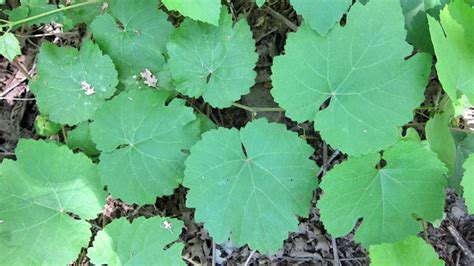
[
  {"x1": 166, "y1": 9, "x2": 258, "y2": 108},
  {"x1": 369, "y1": 236, "x2": 443, "y2": 266},
  {"x1": 29, "y1": 41, "x2": 118, "y2": 125},
  {"x1": 462, "y1": 154, "x2": 474, "y2": 214},
  {"x1": 91, "y1": 0, "x2": 174, "y2": 85},
  {"x1": 271, "y1": 0, "x2": 432, "y2": 155},
  {"x1": 89, "y1": 216, "x2": 184, "y2": 265},
  {"x1": 400, "y1": 0, "x2": 448, "y2": 53},
  {"x1": 317, "y1": 141, "x2": 447, "y2": 247},
  {"x1": 428, "y1": 0, "x2": 474, "y2": 103},
  {"x1": 0, "y1": 139, "x2": 107, "y2": 264},
  {"x1": 67, "y1": 121, "x2": 99, "y2": 156},
  {"x1": 183, "y1": 119, "x2": 318, "y2": 253},
  {"x1": 162, "y1": 0, "x2": 221, "y2": 25},
  {"x1": 290, "y1": 0, "x2": 351, "y2": 36},
  {"x1": 90, "y1": 89, "x2": 200, "y2": 205},
  {"x1": 0, "y1": 32, "x2": 21, "y2": 62},
  {"x1": 426, "y1": 101, "x2": 456, "y2": 175}
]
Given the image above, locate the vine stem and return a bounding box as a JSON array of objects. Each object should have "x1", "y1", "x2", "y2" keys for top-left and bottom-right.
[
  {"x1": 231, "y1": 102, "x2": 284, "y2": 113},
  {"x1": 2, "y1": 0, "x2": 98, "y2": 31}
]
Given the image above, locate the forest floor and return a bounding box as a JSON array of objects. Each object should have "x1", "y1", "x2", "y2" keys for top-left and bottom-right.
[{"x1": 1, "y1": 0, "x2": 473, "y2": 265}]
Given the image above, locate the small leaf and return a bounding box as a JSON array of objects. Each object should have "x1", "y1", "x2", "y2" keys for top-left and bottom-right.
[
  {"x1": 167, "y1": 9, "x2": 258, "y2": 108},
  {"x1": 369, "y1": 236, "x2": 443, "y2": 266},
  {"x1": 9, "y1": 0, "x2": 73, "y2": 30},
  {"x1": 451, "y1": 132, "x2": 474, "y2": 191},
  {"x1": 91, "y1": 0, "x2": 174, "y2": 84},
  {"x1": 271, "y1": 0, "x2": 432, "y2": 155},
  {"x1": 428, "y1": 0, "x2": 474, "y2": 103},
  {"x1": 426, "y1": 101, "x2": 456, "y2": 175},
  {"x1": 0, "y1": 32, "x2": 21, "y2": 62},
  {"x1": 183, "y1": 119, "x2": 318, "y2": 253},
  {"x1": 29, "y1": 41, "x2": 118, "y2": 125},
  {"x1": 34, "y1": 114, "x2": 62, "y2": 137},
  {"x1": 0, "y1": 139, "x2": 107, "y2": 264},
  {"x1": 59, "y1": 0, "x2": 103, "y2": 26},
  {"x1": 462, "y1": 154, "x2": 474, "y2": 214},
  {"x1": 318, "y1": 140, "x2": 447, "y2": 247},
  {"x1": 90, "y1": 89, "x2": 200, "y2": 205},
  {"x1": 255, "y1": 0, "x2": 265, "y2": 8},
  {"x1": 88, "y1": 216, "x2": 185, "y2": 265},
  {"x1": 290, "y1": 0, "x2": 351, "y2": 36},
  {"x1": 67, "y1": 121, "x2": 99, "y2": 156},
  {"x1": 162, "y1": 0, "x2": 221, "y2": 25}
]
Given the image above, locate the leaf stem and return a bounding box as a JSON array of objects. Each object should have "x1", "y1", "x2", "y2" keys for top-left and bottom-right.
[
  {"x1": 5, "y1": 0, "x2": 98, "y2": 30},
  {"x1": 231, "y1": 102, "x2": 284, "y2": 113}
]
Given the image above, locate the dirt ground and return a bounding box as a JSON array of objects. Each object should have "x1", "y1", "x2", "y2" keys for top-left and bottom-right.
[{"x1": 1, "y1": 0, "x2": 473, "y2": 265}]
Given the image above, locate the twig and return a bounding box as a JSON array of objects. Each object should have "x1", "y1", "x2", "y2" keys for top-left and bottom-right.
[
  {"x1": 332, "y1": 238, "x2": 340, "y2": 266},
  {"x1": 232, "y1": 102, "x2": 285, "y2": 113},
  {"x1": 0, "y1": 97, "x2": 35, "y2": 101},
  {"x1": 182, "y1": 256, "x2": 201, "y2": 266},
  {"x1": 244, "y1": 250, "x2": 257, "y2": 266},
  {"x1": 447, "y1": 224, "x2": 474, "y2": 262},
  {"x1": 212, "y1": 240, "x2": 216, "y2": 266},
  {"x1": 317, "y1": 150, "x2": 341, "y2": 177},
  {"x1": 265, "y1": 7, "x2": 298, "y2": 31}
]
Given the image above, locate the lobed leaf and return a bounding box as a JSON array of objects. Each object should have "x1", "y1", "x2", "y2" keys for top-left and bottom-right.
[
  {"x1": 318, "y1": 141, "x2": 447, "y2": 247},
  {"x1": 0, "y1": 139, "x2": 107, "y2": 264},
  {"x1": 167, "y1": 9, "x2": 258, "y2": 108},
  {"x1": 29, "y1": 40, "x2": 118, "y2": 125},
  {"x1": 271, "y1": 0, "x2": 432, "y2": 155},
  {"x1": 183, "y1": 119, "x2": 318, "y2": 253},
  {"x1": 89, "y1": 216, "x2": 185, "y2": 265},
  {"x1": 90, "y1": 89, "x2": 200, "y2": 205}
]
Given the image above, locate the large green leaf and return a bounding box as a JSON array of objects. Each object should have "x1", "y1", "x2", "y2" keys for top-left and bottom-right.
[
  {"x1": 0, "y1": 33, "x2": 21, "y2": 62},
  {"x1": 162, "y1": 0, "x2": 221, "y2": 25},
  {"x1": 426, "y1": 102, "x2": 456, "y2": 175},
  {"x1": 428, "y1": 0, "x2": 474, "y2": 103},
  {"x1": 29, "y1": 41, "x2": 118, "y2": 125},
  {"x1": 369, "y1": 236, "x2": 443, "y2": 266},
  {"x1": 183, "y1": 119, "x2": 318, "y2": 253},
  {"x1": 290, "y1": 0, "x2": 351, "y2": 36},
  {"x1": 317, "y1": 141, "x2": 447, "y2": 247},
  {"x1": 90, "y1": 89, "x2": 200, "y2": 205},
  {"x1": 462, "y1": 154, "x2": 474, "y2": 214},
  {"x1": 166, "y1": 9, "x2": 258, "y2": 108},
  {"x1": 91, "y1": 0, "x2": 174, "y2": 85},
  {"x1": 400, "y1": 0, "x2": 448, "y2": 53},
  {"x1": 0, "y1": 139, "x2": 107, "y2": 264},
  {"x1": 271, "y1": 0, "x2": 432, "y2": 155},
  {"x1": 89, "y1": 216, "x2": 185, "y2": 265}
]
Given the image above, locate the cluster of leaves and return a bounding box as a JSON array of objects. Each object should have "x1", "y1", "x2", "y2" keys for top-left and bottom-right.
[{"x1": 0, "y1": 0, "x2": 473, "y2": 264}]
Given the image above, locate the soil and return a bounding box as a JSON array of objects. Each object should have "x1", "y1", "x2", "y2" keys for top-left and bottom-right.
[{"x1": 1, "y1": 0, "x2": 473, "y2": 265}]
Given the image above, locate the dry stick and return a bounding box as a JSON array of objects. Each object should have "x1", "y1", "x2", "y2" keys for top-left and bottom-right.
[
  {"x1": 182, "y1": 256, "x2": 200, "y2": 266},
  {"x1": 211, "y1": 241, "x2": 216, "y2": 266},
  {"x1": 332, "y1": 238, "x2": 341, "y2": 266},
  {"x1": 317, "y1": 150, "x2": 341, "y2": 177},
  {"x1": 447, "y1": 224, "x2": 474, "y2": 262},
  {"x1": 231, "y1": 102, "x2": 285, "y2": 113},
  {"x1": 265, "y1": 7, "x2": 298, "y2": 31},
  {"x1": 244, "y1": 250, "x2": 257, "y2": 266}
]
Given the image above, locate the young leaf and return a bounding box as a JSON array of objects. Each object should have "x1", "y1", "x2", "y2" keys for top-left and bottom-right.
[
  {"x1": 29, "y1": 41, "x2": 118, "y2": 125},
  {"x1": 67, "y1": 121, "x2": 99, "y2": 156},
  {"x1": 91, "y1": 0, "x2": 174, "y2": 84},
  {"x1": 271, "y1": 0, "x2": 432, "y2": 156},
  {"x1": 88, "y1": 216, "x2": 185, "y2": 265},
  {"x1": 400, "y1": 0, "x2": 448, "y2": 54},
  {"x1": 461, "y1": 154, "x2": 474, "y2": 214},
  {"x1": 167, "y1": 9, "x2": 258, "y2": 108},
  {"x1": 34, "y1": 114, "x2": 62, "y2": 137},
  {"x1": 426, "y1": 101, "x2": 456, "y2": 175},
  {"x1": 0, "y1": 32, "x2": 21, "y2": 62},
  {"x1": 290, "y1": 0, "x2": 351, "y2": 36},
  {"x1": 183, "y1": 119, "x2": 318, "y2": 253},
  {"x1": 90, "y1": 89, "x2": 200, "y2": 205},
  {"x1": 162, "y1": 0, "x2": 221, "y2": 26},
  {"x1": 0, "y1": 139, "x2": 107, "y2": 265},
  {"x1": 255, "y1": 0, "x2": 266, "y2": 8},
  {"x1": 317, "y1": 141, "x2": 447, "y2": 247},
  {"x1": 369, "y1": 236, "x2": 443, "y2": 266},
  {"x1": 428, "y1": 0, "x2": 474, "y2": 103}
]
